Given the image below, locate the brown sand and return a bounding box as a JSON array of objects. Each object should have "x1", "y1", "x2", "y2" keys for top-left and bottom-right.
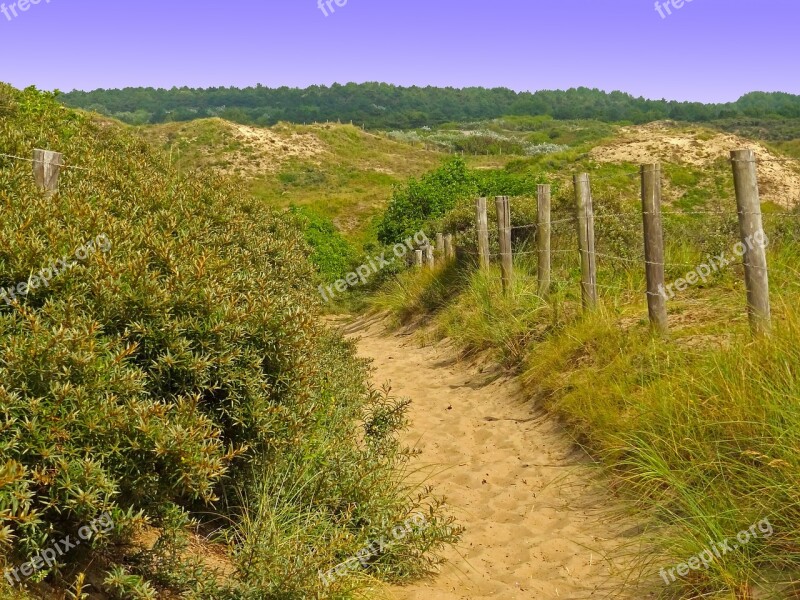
[
  {"x1": 590, "y1": 121, "x2": 800, "y2": 207},
  {"x1": 142, "y1": 118, "x2": 327, "y2": 177},
  {"x1": 341, "y1": 316, "x2": 650, "y2": 600}
]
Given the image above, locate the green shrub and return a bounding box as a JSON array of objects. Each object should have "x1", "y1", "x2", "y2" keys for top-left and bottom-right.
[
  {"x1": 376, "y1": 158, "x2": 478, "y2": 243},
  {"x1": 288, "y1": 205, "x2": 358, "y2": 282},
  {"x1": 0, "y1": 85, "x2": 458, "y2": 597},
  {"x1": 376, "y1": 157, "x2": 543, "y2": 245}
]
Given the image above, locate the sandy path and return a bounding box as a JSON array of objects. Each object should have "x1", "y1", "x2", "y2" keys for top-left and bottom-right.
[{"x1": 339, "y1": 316, "x2": 643, "y2": 600}]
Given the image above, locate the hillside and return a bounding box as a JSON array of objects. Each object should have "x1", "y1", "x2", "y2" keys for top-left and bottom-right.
[
  {"x1": 138, "y1": 118, "x2": 442, "y2": 237},
  {"x1": 369, "y1": 121, "x2": 800, "y2": 597},
  {"x1": 15, "y1": 82, "x2": 800, "y2": 599},
  {"x1": 588, "y1": 121, "x2": 800, "y2": 206},
  {"x1": 134, "y1": 115, "x2": 800, "y2": 244}
]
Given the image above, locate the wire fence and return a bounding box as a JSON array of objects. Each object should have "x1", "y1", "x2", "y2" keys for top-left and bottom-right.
[
  {"x1": 0, "y1": 152, "x2": 91, "y2": 171},
  {"x1": 6, "y1": 145, "x2": 800, "y2": 336},
  {"x1": 417, "y1": 153, "x2": 800, "y2": 336}
]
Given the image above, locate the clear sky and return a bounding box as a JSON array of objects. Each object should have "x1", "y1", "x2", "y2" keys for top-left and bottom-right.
[{"x1": 0, "y1": 0, "x2": 796, "y2": 102}]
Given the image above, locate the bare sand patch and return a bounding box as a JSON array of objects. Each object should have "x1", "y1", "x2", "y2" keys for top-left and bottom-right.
[
  {"x1": 223, "y1": 122, "x2": 327, "y2": 174},
  {"x1": 590, "y1": 122, "x2": 800, "y2": 207}
]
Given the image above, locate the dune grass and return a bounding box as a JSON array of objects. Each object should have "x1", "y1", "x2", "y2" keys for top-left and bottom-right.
[{"x1": 369, "y1": 200, "x2": 800, "y2": 597}]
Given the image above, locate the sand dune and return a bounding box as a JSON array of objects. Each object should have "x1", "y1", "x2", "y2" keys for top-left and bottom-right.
[{"x1": 590, "y1": 121, "x2": 800, "y2": 207}]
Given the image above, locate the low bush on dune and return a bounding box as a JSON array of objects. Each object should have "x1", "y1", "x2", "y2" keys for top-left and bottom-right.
[
  {"x1": 0, "y1": 85, "x2": 459, "y2": 599},
  {"x1": 376, "y1": 157, "x2": 544, "y2": 245},
  {"x1": 288, "y1": 205, "x2": 359, "y2": 283}
]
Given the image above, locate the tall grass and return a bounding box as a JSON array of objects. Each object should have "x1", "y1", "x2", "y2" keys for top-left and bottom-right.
[
  {"x1": 524, "y1": 300, "x2": 800, "y2": 598},
  {"x1": 370, "y1": 203, "x2": 800, "y2": 596}
]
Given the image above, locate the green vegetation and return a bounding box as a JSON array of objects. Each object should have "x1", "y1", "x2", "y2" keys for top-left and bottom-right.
[
  {"x1": 288, "y1": 206, "x2": 359, "y2": 283},
  {"x1": 138, "y1": 118, "x2": 442, "y2": 242},
  {"x1": 386, "y1": 116, "x2": 616, "y2": 155},
  {"x1": 41, "y1": 75, "x2": 800, "y2": 596},
  {"x1": 386, "y1": 127, "x2": 569, "y2": 157},
  {"x1": 0, "y1": 85, "x2": 459, "y2": 599},
  {"x1": 61, "y1": 85, "x2": 800, "y2": 130},
  {"x1": 485, "y1": 115, "x2": 617, "y2": 146},
  {"x1": 376, "y1": 157, "x2": 545, "y2": 244},
  {"x1": 711, "y1": 116, "x2": 800, "y2": 142},
  {"x1": 370, "y1": 145, "x2": 800, "y2": 597}
]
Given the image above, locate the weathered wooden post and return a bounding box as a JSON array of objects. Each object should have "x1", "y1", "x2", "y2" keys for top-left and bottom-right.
[
  {"x1": 574, "y1": 174, "x2": 598, "y2": 309},
  {"x1": 731, "y1": 149, "x2": 771, "y2": 336},
  {"x1": 537, "y1": 184, "x2": 551, "y2": 298},
  {"x1": 425, "y1": 244, "x2": 435, "y2": 269},
  {"x1": 444, "y1": 234, "x2": 454, "y2": 261},
  {"x1": 33, "y1": 149, "x2": 64, "y2": 196},
  {"x1": 475, "y1": 197, "x2": 490, "y2": 270},
  {"x1": 641, "y1": 164, "x2": 668, "y2": 334},
  {"x1": 414, "y1": 249, "x2": 423, "y2": 268},
  {"x1": 495, "y1": 196, "x2": 513, "y2": 294},
  {"x1": 436, "y1": 233, "x2": 445, "y2": 260}
]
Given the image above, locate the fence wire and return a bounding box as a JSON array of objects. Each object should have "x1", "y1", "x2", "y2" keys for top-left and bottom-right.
[{"x1": 0, "y1": 152, "x2": 91, "y2": 171}]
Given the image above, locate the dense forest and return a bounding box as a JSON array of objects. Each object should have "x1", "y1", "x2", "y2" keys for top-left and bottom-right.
[{"x1": 60, "y1": 83, "x2": 800, "y2": 129}]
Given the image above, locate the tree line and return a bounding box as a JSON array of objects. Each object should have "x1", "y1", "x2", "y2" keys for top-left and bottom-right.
[{"x1": 58, "y1": 83, "x2": 800, "y2": 129}]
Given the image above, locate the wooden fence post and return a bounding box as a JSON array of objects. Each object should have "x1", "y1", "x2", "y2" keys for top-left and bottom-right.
[
  {"x1": 33, "y1": 149, "x2": 63, "y2": 196},
  {"x1": 436, "y1": 233, "x2": 445, "y2": 260},
  {"x1": 425, "y1": 244, "x2": 435, "y2": 269},
  {"x1": 574, "y1": 173, "x2": 598, "y2": 310},
  {"x1": 731, "y1": 149, "x2": 771, "y2": 336},
  {"x1": 444, "y1": 234, "x2": 454, "y2": 261},
  {"x1": 537, "y1": 184, "x2": 551, "y2": 297},
  {"x1": 495, "y1": 196, "x2": 513, "y2": 294},
  {"x1": 475, "y1": 197, "x2": 490, "y2": 270},
  {"x1": 641, "y1": 164, "x2": 668, "y2": 334},
  {"x1": 414, "y1": 249, "x2": 423, "y2": 268}
]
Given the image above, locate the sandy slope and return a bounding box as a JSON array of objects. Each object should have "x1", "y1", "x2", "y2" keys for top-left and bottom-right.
[
  {"x1": 590, "y1": 122, "x2": 800, "y2": 206},
  {"x1": 340, "y1": 316, "x2": 651, "y2": 600}
]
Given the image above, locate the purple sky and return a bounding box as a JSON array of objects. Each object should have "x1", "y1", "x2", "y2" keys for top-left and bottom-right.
[{"x1": 0, "y1": 0, "x2": 796, "y2": 102}]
